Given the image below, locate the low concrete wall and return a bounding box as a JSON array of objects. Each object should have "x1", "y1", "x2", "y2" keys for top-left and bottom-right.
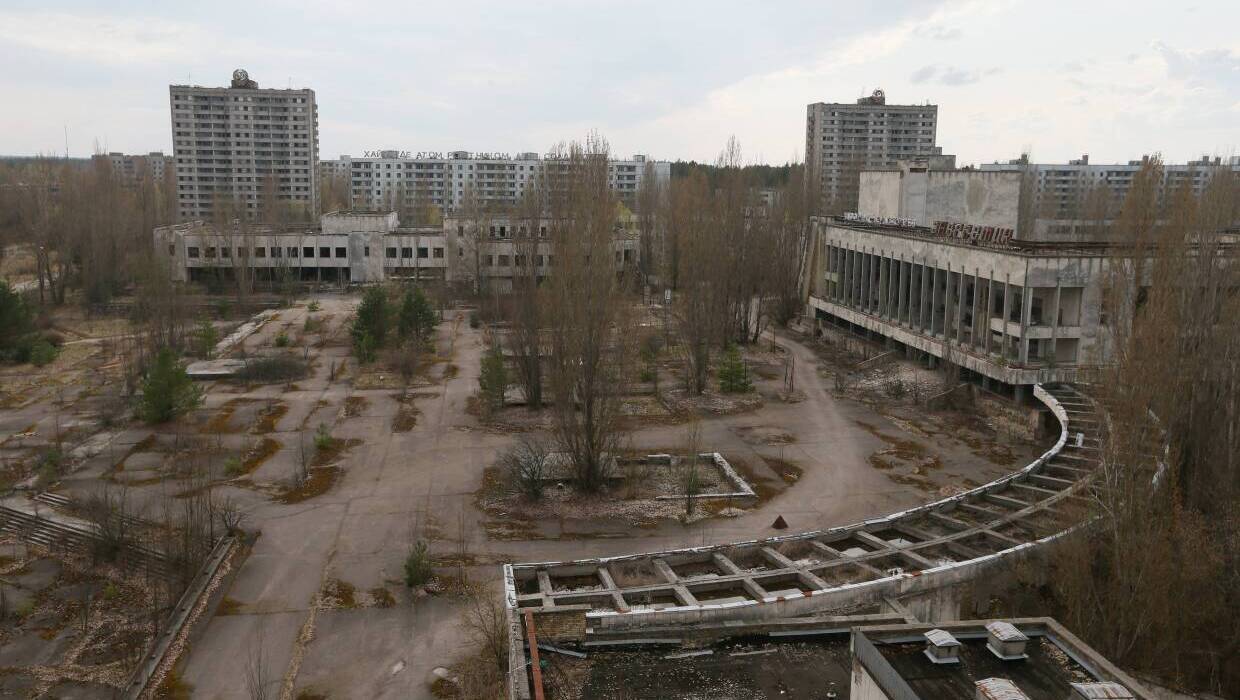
[{"x1": 508, "y1": 386, "x2": 1075, "y2": 635}]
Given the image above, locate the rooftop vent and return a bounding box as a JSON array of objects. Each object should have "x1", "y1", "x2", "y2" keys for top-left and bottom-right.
[
  {"x1": 975, "y1": 677, "x2": 1031, "y2": 700},
  {"x1": 986, "y1": 621, "x2": 1029, "y2": 660},
  {"x1": 1069, "y1": 681, "x2": 1134, "y2": 699},
  {"x1": 923, "y1": 628, "x2": 961, "y2": 664}
]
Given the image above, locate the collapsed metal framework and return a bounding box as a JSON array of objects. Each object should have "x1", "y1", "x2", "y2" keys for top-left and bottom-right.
[{"x1": 504, "y1": 384, "x2": 1101, "y2": 630}]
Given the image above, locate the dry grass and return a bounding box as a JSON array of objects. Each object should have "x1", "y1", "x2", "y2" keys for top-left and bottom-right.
[
  {"x1": 278, "y1": 466, "x2": 341, "y2": 504},
  {"x1": 251, "y1": 402, "x2": 289, "y2": 434},
  {"x1": 343, "y1": 396, "x2": 369, "y2": 417},
  {"x1": 237, "y1": 437, "x2": 281, "y2": 476}
]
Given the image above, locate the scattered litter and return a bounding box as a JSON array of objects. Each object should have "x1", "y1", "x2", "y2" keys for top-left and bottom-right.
[
  {"x1": 663, "y1": 649, "x2": 713, "y2": 660},
  {"x1": 538, "y1": 643, "x2": 586, "y2": 659},
  {"x1": 730, "y1": 647, "x2": 778, "y2": 657}
]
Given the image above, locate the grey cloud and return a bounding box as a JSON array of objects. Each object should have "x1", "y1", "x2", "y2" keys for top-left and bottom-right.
[
  {"x1": 1153, "y1": 41, "x2": 1240, "y2": 90},
  {"x1": 910, "y1": 65, "x2": 938, "y2": 84},
  {"x1": 910, "y1": 64, "x2": 997, "y2": 86},
  {"x1": 916, "y1": 24, "x2": 962, "y2": 41}
]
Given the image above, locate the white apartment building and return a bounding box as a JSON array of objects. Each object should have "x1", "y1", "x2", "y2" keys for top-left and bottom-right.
[
  {"x1": 979, "y1": 154, "x2": 1240, "y2": 241},
  {"x1": 170, "y1": 69, "x2": 319, "y2": 222},
  {"x1": 92, "y1": 152, "x2": 173, "y2": 184},
  {"x1": 806, "y1": 89, "x2": 939, "y2": 214},
  {"x1": 320, "y1": 151, "x2": 670, "y2": 213}
]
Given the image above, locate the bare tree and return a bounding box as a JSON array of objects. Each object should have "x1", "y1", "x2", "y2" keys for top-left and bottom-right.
[
  {"x1": 507, "y1": 180, "x2": 546, "y2": 408},
  {"x1": 543, "y1": 135, "x2": 631, "y2": 491}
]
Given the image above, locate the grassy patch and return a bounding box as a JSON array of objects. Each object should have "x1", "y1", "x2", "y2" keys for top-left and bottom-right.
[
  {"x1": 313, "y1": 437, "x2": 360, "y2": 467},
  {"x1": 251, "y1": 402, "x2": 289, "y2": 434},
  {"x1": 203, "y1": 398, "x2": 252, "y2": 434},
  {"x1": 321, "y1": 578, "x2": 357, "y2": 609},
  {"x1": 392, "y1": 393, "x2": 419, "y2": 432},
  {"x1": 343, "y1": 396, "x2": 369, "y2": 417},
  {"x1": 765, "y1": 456, "x2": 804, "y2": 484},
  {"x1": 238, "y1": 437, "x2": 282, "y2": 476},
  {"x1": 278, "y1": 466, "x2": 341, "y2": 504},
  {"x1": 370, "y1": 586, "x2": 396, "y2": 608}
]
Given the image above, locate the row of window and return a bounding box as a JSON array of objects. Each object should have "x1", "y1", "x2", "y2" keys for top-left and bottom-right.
[
  {"x1": 185, "y1": 245, "x2": 364, "y2": 260},
  {"x1": 384, "y1": 247, "x2": 445, "y2": 259}
]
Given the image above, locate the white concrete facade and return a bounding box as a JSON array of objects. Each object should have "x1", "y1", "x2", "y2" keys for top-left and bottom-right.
[
  {"x1": 154, "y1": 211, "x2": 639, "y2": 288},
  {"x1": 979, "y1": 154, "x2": 1240, "y2": 241},
  {"x1": 804, "y1": 217, "x2": 1115, "y2": 387},
  {"x1": 858, "y1": 163, "x2": 1021, "y2": 233},
  {"x1": 319, "y1": 151, "x2": 670, "y2": 213}
]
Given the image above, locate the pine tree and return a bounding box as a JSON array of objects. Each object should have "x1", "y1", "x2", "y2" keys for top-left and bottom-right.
[
  {"x1": 352, "y1": 286, "x2": 389, "y2": 361},
  {"x1": 717, "y1": 344, "x2": 752, "y2": 393},
  {"x1": 397, "y1": 288, "x2": 417, "y2": 341},
  {"x1": 137, "y1": 348, "x2": 203, "y2": 423},
  {"x1": 0, "y1": 281, "x2": 34, "y2": 362},
  {"x1": 478, "y1": 343, "x2": 508, "y2": 410},
  {"x1": 412, "y1": 288, "x2": 439, "y2": 343}
]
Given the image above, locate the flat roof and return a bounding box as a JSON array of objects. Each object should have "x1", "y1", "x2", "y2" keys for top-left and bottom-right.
[
  {"x1": 853, "y1": 619, "x2": 1152, "y2": 700},
  {"x1": 877, "y1": 636, "x2": 1090, "y2": 699},
  {"x1": 549, "y1": 637, "x2": 851, "y2": 699}
]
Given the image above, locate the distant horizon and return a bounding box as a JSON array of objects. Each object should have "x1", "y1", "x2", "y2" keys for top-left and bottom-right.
[{"x1": 4, "y1": 148, "x2": 1237, "y2": 170}]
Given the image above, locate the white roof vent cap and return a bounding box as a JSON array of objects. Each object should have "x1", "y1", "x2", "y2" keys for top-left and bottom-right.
[
  {"x1": 986, "y1": 620, "x2": 1029, "y2": 660},
  {"x1": 1069, "y1": 681, "x2": 1134, "y2": 699},
  {"x1": 923, "y1": 628, "x2": 961, "y2": 665},
  {"x1": 976, "y1": 677, "x2": 1030, "y2": 700}
]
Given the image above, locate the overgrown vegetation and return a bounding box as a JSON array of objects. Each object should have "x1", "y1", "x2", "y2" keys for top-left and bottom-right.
[
  {"x1": 234, "y1": 356, "x2": 308, "y2": 383},
  {"x1": 136, "y1": 347, "x2": 203, "y2": 423},
  {"x1": 478, "y1": 341, "x2": 508, "y2": 412},
  {"x1": 501, "y1": 436, "x2": 551, "y2": 501},
  {"x1": 192, "y1": 317, "x2": 219, "y2": 358},
  {"x1": 717, "y1": 344, "x2": 752, "y2": 393},
  {"x1": 403, "y1": 539, "x2": 433, "y2": 587},
  {"x1": 998, "y1": 160, "x2": 1240, "y2": 696},
  {"x1": 0, "y1": 280, "x2": 41, "y2": 363}
]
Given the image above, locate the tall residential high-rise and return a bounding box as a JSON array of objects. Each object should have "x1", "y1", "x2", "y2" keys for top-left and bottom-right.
[
  {"x1": 170, "y1": 69, "x2": 319, "y2": 222},
  {"x1": 805, "y1": 89, "x2": 939, "y2": 214}
]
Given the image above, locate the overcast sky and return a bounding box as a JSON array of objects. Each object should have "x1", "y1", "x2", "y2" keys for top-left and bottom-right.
[{"x1": 1, "y1": 0, "x2": 1236, "y2": 166}]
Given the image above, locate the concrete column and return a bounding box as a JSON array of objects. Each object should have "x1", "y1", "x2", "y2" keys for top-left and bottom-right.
[
  {"x1": 942, "y1": 263, "x2": 953, "y2": 339},
  {"x1": 919, "y1": 260, "x2": 929, "y2": 331},
  {"x1": 930, "y1": 265, "x2": 941, "y2": 335},
  {"x1": 1019, "y1": 283, "x2": 1033, "y2": 364},
  {"x1": 849, "y1": 247, "x2": 858, "y2": 309},
  {"x1": 897, "y1": 256, "x2": 908, "y2": 325},
  {"x1": 1050, "y1": 282, "x2": 1062, "y2": 364},
  {"x1": 862, "y1": 249, "x2": 872, "y2": 313},
  {"x1": 971, "y1": 268, "x2": 981, "y2": 350},
  {"x1": 985, "y1": 269, "x2": 995, "y2": 355},
  {"x1": 877, "y1": 251, "x2": 887, "y2": 317},
  {"x1": 842, "y1": 247, "x2": 852, "y2": 306},
  {"x1": 955, "y1": 267, "x2": 966, "y2": 345},
  {"x1": 1001, "y1": 274, "x2": 1012, "y2": 360}
]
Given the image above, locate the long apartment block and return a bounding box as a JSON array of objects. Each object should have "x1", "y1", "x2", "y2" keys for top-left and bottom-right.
[
  {"x1": 154, "y1": 210, "x2": 639, "y2": 290},
  {"x1": 321, "y1": 151, "x2": 670, "y2": 213}
]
